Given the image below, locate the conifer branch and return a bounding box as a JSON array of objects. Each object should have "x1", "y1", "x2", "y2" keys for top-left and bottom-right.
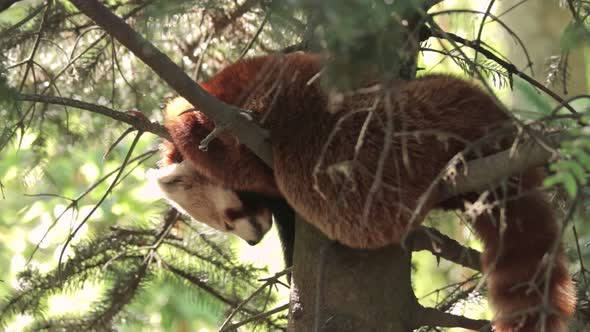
[
  {"x1": 68, "y1": 0, "x2": 273, "y2": 165},
  {"x1": 17, "y1": 94, "x2": 170, "y2": 140}
]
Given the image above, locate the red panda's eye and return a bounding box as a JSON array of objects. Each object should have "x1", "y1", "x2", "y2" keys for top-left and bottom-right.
[
  {"x1": 164, "y1": 178, "x2": 183, "y2": 185},
  {"x1": 225, "y1": 208, "x2": 245, "y2": 221}
]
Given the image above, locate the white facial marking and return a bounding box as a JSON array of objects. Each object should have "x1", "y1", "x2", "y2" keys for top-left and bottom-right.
[{"x1": 231, "y1": 210, "x2": 273, "y2": 245}]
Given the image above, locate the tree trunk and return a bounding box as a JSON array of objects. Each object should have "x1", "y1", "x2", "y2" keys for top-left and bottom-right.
[{"x1": 288, "y1": 216, "x2": 418, "y2": 332}]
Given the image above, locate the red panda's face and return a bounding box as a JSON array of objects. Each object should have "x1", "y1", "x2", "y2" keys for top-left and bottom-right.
[{"x1": 146, "y1": 161, "x2": 272, "y2": 245}]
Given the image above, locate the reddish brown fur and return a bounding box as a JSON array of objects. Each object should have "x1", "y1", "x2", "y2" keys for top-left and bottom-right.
[{"x1": 162, "y1": 53, "x2": 575, "y2": 331}]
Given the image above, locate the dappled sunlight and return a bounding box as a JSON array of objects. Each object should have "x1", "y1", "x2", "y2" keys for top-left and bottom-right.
[
  {"x1": 5, "y1": 314, "x2": 33, "y2": 332},
  {"x1": 46, "y1": 283, "x2": 103, "y2": 317}
]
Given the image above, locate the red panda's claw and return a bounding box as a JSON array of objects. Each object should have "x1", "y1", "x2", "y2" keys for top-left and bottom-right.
[
  {"x1": 199, "y1": 126, "x2": 226, "y2": 151},
  {"x1": 239, "y1": 108, "x2": 254, "y2": 121}
]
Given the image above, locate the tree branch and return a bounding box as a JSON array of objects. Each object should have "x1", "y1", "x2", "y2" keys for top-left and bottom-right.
[
  {"x1": 423, "y1": 0, "x2": 445, "y2": 10},
  {"x1": 437, "y1": 131, "x2": 567, "y2": 202},
  {"x1": 0, "y1": 0, "x2": 21, "y2": 13},
  {"x1": 162, "y1": 261, "x2": 284, "y2": 332},
  {"x1": 211, "y1": 0, "x2": 259, "y2": 33},
  {"x1": 404, "y1": 131, "x2": 569, "y2": 272},
  {"x1": 413, "y1": 305, "x2": 491, "y2": 331},
  {"x1": 405, "y1": 130, "x2": 568, "y2": 240},
  {"x1": 17, "y1": 93, "x2": 171, "y2": 140},
  {"x1": 407, "y1": 226, "x2": 481, "y2": 271},
  {"x1": 218, "y1": 268, "x2": 290, "y2": 331},
  {"x1": 69, "y1": 0, "x2": 272, "y2": 165},
  {"x1": 426, "y1": 27, "x2": 579, "y2": 116},
  {"x1": 220, "y1": 303, "x2": 289, "y2": 332}
]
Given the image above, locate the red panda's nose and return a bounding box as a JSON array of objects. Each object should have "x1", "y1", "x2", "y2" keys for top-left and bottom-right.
[{"x1": 247, "y1": 239, "x2": 260, "y2": 246}]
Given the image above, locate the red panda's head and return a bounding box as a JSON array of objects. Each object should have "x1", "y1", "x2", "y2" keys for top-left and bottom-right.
[{"x1": 146, "y1": 161, "x2": 272, "y2": 245}]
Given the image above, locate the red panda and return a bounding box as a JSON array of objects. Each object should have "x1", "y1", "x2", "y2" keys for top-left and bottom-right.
[{"x1": 149, "y1": 52, "x2": 575, "y2": 331}]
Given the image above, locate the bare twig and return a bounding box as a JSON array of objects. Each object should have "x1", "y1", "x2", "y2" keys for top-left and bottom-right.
[
  {"x1": 26, "y1": 149, "x2": 157, "y2": 263},
  {"x1": 430, "y1": 9, "x2": 534, "y2": 75},
  {"x1": 218, "y1": 268, "x2": 291, "y2": 332},
  {"x1": 220, "y1": 303, "x2": 289, "y2": 331},
  {"x1": 211, "y1": 0, "x2": 259, "y2": 33},
  {"x1": 7, "y1": 2, "x2": 150, "y2": 149},
  {"x1": 238, "y1": 9, "x2": 270, "y2": 60},
  {"x1": 162, "y1": 261, "x2": 285, "y2": 331},
  {"x1": 472, "y1": 0, "x2": 496, "y2": 70},
  {"x1": 57, "y1": 131, "x2": 144, "y2": 276},
  {"x1": 426, "y1": 28, "x2": 578, "y2": 116},
  {"x1": 103, "y1": 127, "x2": 137, "y2": 160}
]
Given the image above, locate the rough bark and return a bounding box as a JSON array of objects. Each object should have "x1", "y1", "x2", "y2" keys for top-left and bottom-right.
[{"x1": 288, "y1": 217, "x2": 416, "y2": 332}]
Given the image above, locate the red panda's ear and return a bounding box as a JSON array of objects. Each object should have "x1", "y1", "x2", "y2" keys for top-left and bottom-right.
[
  {"x1": 164, "y1": 97, "x2": 193, "y2": 119},
  {"x1": 159, "y1": 141, "x2": 183, "y2": 166},
  {"x1": 181, "y1": 111, "x2": 239, "y2": 147}
]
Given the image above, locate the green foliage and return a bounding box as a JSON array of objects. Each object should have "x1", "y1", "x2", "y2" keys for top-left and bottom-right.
[
  {"x1": 561, "y1": 21, "x2": 590, "y2": 52},
  {"x1": 544, "y1": 125, "x2": 590, "y2": 198},
  {"x1": 144, "y1": 0, "x2": 207, "y2": 18},
  {"x1": 279, "y1": 0, "x2": 436, "y2": 88},
  {"x1": 561, "y1": 0, "x2": 590, "y2": 52},
  {"x1": 0, "y1": 72, "x2": 18, "y2": 151},
  {"x1": 445, "y1": 48, "x2": 512, "y2": 89},
  {"x1": 513, "y1": 78, "x2": 555, "y2": 115},
  {"x1": 0, "y1": 213, "x2": 284, "y2": 331}
]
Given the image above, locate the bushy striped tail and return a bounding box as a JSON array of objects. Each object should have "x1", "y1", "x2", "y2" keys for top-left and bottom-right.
[{"x1": 473, "y1": 170, "x2": 576, "y2": 331}]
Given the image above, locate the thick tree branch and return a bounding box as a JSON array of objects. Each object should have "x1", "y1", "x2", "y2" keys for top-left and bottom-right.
[
  {"x1": 413, "y1": 306, "x2": 490, "y2": 331},
  {"x1": 404, "y1": 131, "x2": 569, "y2": 277},
  {"x1": 405, "y1": 131, "x2": 568, "y2": 241},
  {"x1": 437, "y1": 131, "x2": 567, "y2": 202},
  {"x1": 17, "y1": 93, "x2": 170, "y2": 140},
  {"x1": 0, "y1": 0, "x2": 21, "y2": 12},
  {"x1": 69, "y1": 0, "x2": 272, "y2": 165},
  {"x1": 407, "y1": 226, "x2": 481, "y2": 271}
]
